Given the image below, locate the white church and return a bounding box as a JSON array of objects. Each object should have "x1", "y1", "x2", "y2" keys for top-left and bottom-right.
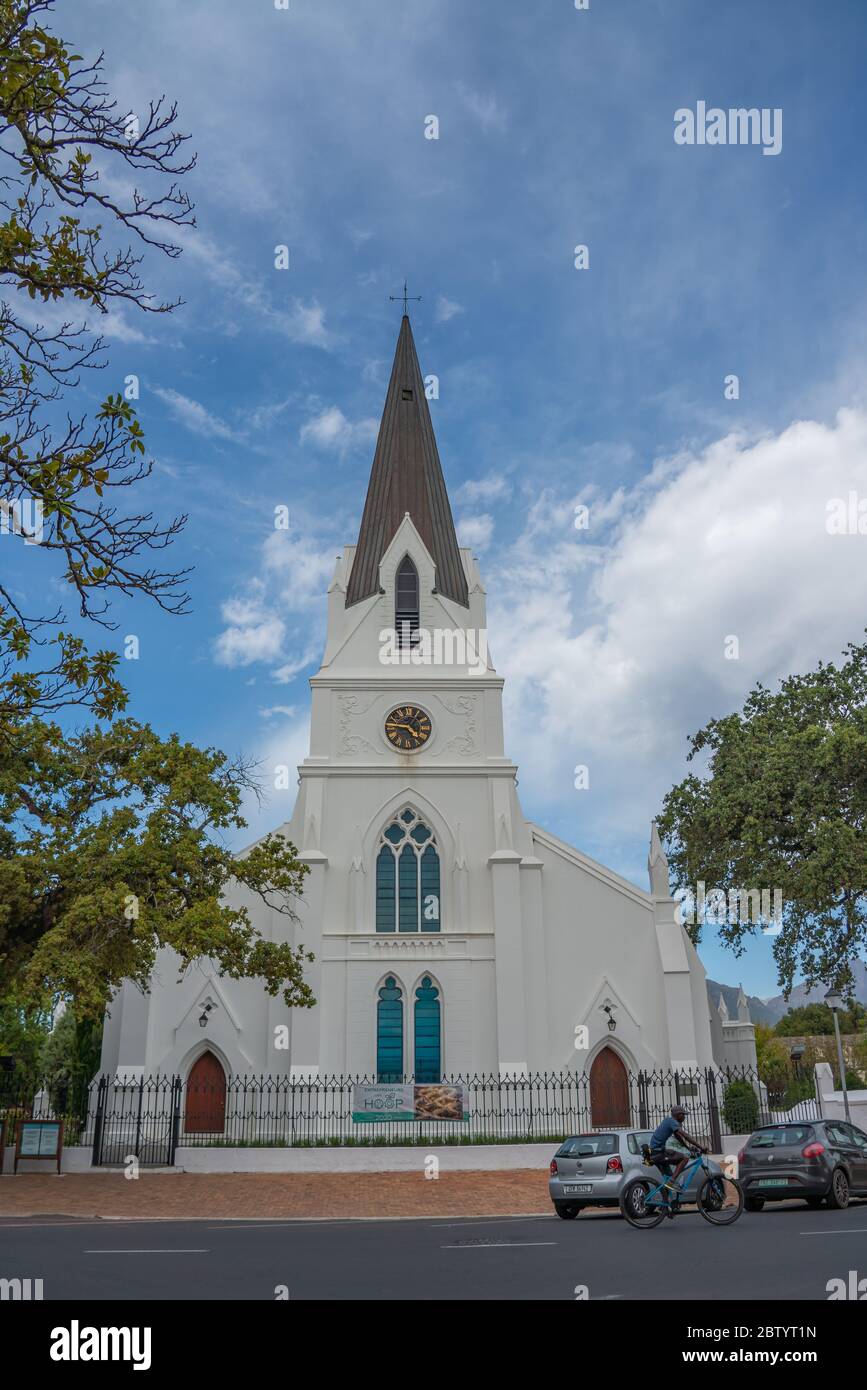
[{"x1": 100, "y1": 315, "x2": 755, "y2": 1122}]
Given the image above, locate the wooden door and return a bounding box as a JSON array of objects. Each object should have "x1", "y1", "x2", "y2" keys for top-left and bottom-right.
[
  {"x1": 184, "y1": 1051, "x2": 226, "y2": 1134},
  {"x1": 589, "y1": 1046, "x2": 630, "y2": 1127}
]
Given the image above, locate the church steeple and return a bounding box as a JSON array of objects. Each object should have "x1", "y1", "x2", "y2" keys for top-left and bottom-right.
[{"x1": 345, "y1": 314, "x2": 469, "y2": 608}]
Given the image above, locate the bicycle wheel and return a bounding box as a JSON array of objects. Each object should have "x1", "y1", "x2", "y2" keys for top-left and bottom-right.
[
  {"x1": 619, "y1": 1178, "x2": 667, "y2": 1229},
  {"x1": 697, "y1": 1172, "x2": 743, "y2": 1226}
]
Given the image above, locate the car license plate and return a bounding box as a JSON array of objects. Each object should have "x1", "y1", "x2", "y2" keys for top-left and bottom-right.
[
  {"x1": 563, "y1": 1184, "x2": 592, "y2": 1195},
  {"x1": 757, "y1": 1178, "x2": 789, "y2": 1187}
]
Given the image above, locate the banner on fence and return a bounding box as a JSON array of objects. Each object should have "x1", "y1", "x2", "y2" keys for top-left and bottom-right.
[{"x1": 351, "y1": 1083, "x2": 466, "y2": 1123}]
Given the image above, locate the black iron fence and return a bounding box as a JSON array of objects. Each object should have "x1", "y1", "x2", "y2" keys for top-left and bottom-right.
[{"x1": 0, "y1": 1065, "x2": 817, "y2": 1166}]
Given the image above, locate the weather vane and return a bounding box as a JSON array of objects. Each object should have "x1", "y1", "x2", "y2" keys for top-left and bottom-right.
[{"x1": 389, "y1": 279, "x2": 421, "y2": 316}]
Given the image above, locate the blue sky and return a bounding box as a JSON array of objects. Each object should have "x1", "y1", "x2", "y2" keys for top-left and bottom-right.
[{"x1": 8, "y1": 0, "x2": 867, "y2": 998}]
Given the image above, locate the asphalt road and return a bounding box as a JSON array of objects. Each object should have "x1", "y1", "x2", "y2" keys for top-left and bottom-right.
[{"x1": 3, "y1": 1199, "x2": 867, "y2": 1301}]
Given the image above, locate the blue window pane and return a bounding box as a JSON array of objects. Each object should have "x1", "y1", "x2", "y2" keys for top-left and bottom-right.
[
  {"x1": 420, "y1": 844, "x2": 440, "y2": 932},
  {"x1": 414, "y1": 977, "x2": 441, "y2": 1083},
  {"x1": 400, "y1": 808, "x2": 415, "y2": 824},
  {"x1": 377, "y1": 977, "x2": 403, "y2": 1082},
  {"x1": 398, "y1": 843, "x2": 418, "y2": 933},
  {"x1": 376, "y1": 846, "x2": 395, "y2": 932},
  {"x1": 384, "y1": 824, "x2": 404, "y2": 845},
  {"x1": 411, "y1": 823, "x2": 431, "y2": 844}
]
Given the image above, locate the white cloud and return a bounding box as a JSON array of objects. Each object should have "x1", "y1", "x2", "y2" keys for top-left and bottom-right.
[
  {"x1": 455, "y1": 82, "x2": 508, "y2": 133},
  {"x1": 285, "y1": 300, "x2": 330, "y2": 348},
  {"x1": 153, "y1": 386, "x2": 243, "y2": 441},
  {"x1": 456, "y1": 472, "x2": 512, "y2": 504},
  {"x1": 262, "y1": 529, "x2": 337, "y2": 609},
  {"x1": 214, "y1": 526, "x2": 337, "y2": 677},
  {"x1": 489, "y1": 408, "x2": 867, "y2": 854},
  {"x1": 214, "y1": 613, "x2": 286, "y2": 668},
  {"x1": 299, "y1": 405, "x2": 378, "y2": 453},
  {"x1": 259, "y1": 704, "x2": 297, "y2": 720},
  {"x1": 176, "y1": 227, "x2": 335, "y2": 349},
  {"x1": 249, "y1": 396, "x2": 294, "y2": 432},
  {"x1": 457, "y1": 513, "x2": 494, "y2": 552},
  {"x1": 435, "y1": 295, "x2": 465, "y2": 324}
]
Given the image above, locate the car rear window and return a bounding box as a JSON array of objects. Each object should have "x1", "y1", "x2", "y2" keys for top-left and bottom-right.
[
  {"x1": 748, "y1": 1125, "x2": 814, "y2": 1148},
  {"x1": 557, "y1": 1134, "x2": 618, "y2": 1157}
]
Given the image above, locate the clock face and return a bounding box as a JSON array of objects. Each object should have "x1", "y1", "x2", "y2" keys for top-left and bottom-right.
[{"x1": 384, "y1": 704, "x2": 432, "y2": 751}]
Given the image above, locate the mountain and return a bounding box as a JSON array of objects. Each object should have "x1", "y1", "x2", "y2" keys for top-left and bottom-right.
[{"x1": 708, "y1": 960, "x2": 867, "y2": 1027}]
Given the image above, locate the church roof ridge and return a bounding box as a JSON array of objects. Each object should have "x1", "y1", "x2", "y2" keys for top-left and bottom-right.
[{"x1": 345, "y1": 314, "x2": 469, "y2": 608}]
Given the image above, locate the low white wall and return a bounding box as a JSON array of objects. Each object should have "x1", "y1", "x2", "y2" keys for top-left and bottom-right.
[
  {"x1": 176, "y1": 1143, "x2": 556, "y2": 1173},
  {"x1": 1, "y1": 1145, "x2": 93, "y2": 1176},
  {"x1": 814, "y1": 1062, "x2": 867, "y2": 1127},
  {"x1": 815, "y1": 1089, "x2": 867, "y2": 1126}
]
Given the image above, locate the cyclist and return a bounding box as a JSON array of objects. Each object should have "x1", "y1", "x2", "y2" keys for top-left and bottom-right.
[{"x1": 647, "y1": 1105, "x2": 707, "y2": 1217}]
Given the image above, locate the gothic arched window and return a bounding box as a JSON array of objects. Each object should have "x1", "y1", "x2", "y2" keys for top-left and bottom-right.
[
  {"x1": 376, "y1": 976, "x2": 404, "y2": 1081},
  {"x1": 414, "y1": 977, "x2": 442, "y2": 1082},
  {"x1": 395, "y1": 554, "x2": 419, "y2": 648},
  {"x1": 375, "y1": 809, "x2": 441, "y2": 933}
]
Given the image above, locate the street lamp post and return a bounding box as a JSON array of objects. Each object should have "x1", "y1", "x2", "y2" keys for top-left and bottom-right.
[{"x1": 824, "y1": 990, "x2": 851, "y2": 1122}]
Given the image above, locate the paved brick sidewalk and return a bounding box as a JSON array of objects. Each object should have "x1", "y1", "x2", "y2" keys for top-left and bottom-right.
[{"x1": 0, "y1": 1170, "x2": 554, "y2": 1220}]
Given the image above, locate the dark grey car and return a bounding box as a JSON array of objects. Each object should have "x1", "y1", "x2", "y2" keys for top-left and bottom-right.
[{"x1": 738, "y1": 1119, "x2": 867, "y2": 1211}]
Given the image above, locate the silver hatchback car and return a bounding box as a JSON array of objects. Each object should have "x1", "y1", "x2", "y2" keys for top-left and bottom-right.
[{"x1": 548, "y1": 1129, "x2": 724, "y2": 1219}]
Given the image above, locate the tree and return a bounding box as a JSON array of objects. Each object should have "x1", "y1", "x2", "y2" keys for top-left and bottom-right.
[
  {"x1": 775, "y1": 1003, "x2": 867, "y2": 1037},
  {"x1": 0, "y1": 985, "x2": 50, "y2": 1087},
  {"x1": 0, "y1": 0, "x2": 195, "y2": 729},
  {"x1": 37, "y1": 1005, "x2": 101, "y2": 1089},
  {"x1": 754, "y1": 1023, "x2": 791, "y2": 1100},
  {"x1": 658, "y1": 638, "x2": 867, "y2": 997},
  {"x1": 722, "y1": 1078, "x2": 758, "y2": 1134},
  {"x1": 0, "y1": 718, "x2": 313, "y2": 1016}
]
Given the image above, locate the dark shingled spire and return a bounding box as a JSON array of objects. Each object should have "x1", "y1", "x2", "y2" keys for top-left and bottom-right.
[{"x1": 345, "y1": 315, "x2": 469, "y2": 608}]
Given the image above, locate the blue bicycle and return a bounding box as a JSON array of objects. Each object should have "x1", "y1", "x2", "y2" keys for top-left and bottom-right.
[{"x1": 619, "y1": 1146, "x2": 744, "y2": 1228}]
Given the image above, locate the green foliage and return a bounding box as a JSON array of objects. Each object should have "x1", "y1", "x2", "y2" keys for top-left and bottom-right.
[
  {"x1": 853, "y1": 1035, "x2": 867, "y2": 1078},
  {"x1": 754, "y1": 1023, "x2": 792, "y2": 1102},
  {"x1": 0, "y1": 0, "x2": 195, "y2": 729},
  {"x1": 721, "y1": 1078, "x2": 759, "y2": 1134},
  {"x1": 775, "y1": 1002, "x2": 867, "y2": 1036},
  {"x1": 658, "y1": 638, "x2": 867, "y2": 996},
  {"x1": 38, "y1": 1008, "x2": 102, "y2": 1089},
  {"x1": 0, "y1": 987, "x2": 52, "y2": 1088},
  {"x1": 0, "y1": 717, "x2": 313, "y2": 1015}
]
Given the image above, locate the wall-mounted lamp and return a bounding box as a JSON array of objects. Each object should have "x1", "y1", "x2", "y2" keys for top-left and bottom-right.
[
  {"x1": 198, "y1": 998, "x2": 217, "y2": 1029},
  {"x1": 600, "y1": 1003, "x2": 617, "y2": 1033}
]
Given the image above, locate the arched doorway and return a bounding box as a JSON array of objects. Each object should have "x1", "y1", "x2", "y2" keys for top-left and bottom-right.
[
  {"x1": 589, "y1": 1046, "x2": 630, "y2": 1127},
  {"x1": 184, "y1": 1050, "x2": 227, "y2": 1134}
]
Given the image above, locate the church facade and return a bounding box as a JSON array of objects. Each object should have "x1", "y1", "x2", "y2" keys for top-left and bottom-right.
[{"x1": 101, "y1": 316, "x2": 750, "y2": 1099}]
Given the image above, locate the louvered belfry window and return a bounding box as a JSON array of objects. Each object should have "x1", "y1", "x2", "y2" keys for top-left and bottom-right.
[{"x1": 395, "y1": 554, "x2": 420, "y2": 649}]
